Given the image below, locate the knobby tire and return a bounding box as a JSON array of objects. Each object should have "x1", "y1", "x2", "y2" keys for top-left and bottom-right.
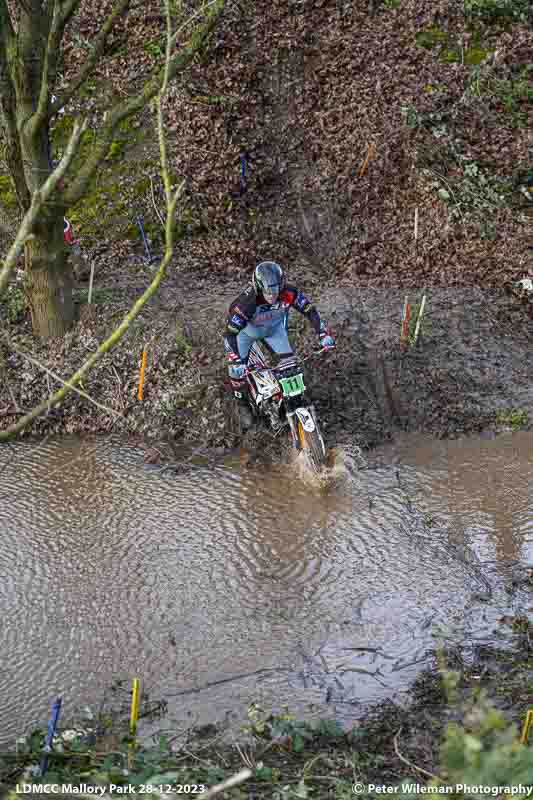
[{"x1": 297, "y1": 419, "x2": 327, "y2": 473}]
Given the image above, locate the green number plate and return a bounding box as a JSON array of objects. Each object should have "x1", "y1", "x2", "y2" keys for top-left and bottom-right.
[{"x1": 279, "y1": 373, "x2": 306, "y2": 397}]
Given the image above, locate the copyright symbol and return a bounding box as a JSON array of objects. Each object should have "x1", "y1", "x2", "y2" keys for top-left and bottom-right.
[{"x1": 352, "y1": 784, "x2": 366, "y2": 795}]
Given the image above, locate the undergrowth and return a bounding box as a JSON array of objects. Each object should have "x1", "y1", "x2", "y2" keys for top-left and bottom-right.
[{"x1": 5, "y1": 647, "x2": 533, "y2": 799}]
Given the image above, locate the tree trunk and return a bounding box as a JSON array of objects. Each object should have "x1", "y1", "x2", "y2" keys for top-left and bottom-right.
[
  {"x1": 24, "y1": 217, "x2": 75, "y2": 338},
  {"x1": 17, "y1": 109, "x2": 76, "y2": 337}
]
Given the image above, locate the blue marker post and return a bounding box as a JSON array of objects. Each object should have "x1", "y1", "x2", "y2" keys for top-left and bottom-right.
[
  {"x1": 40, "y1": 696, "x2": 62, "y2": 777},
  {"x1": 136, "y1": 216, "x2": 156, "y2": 265},
  {"x1": 239, "y1": 153, "x2": 248, "y2": 195}
]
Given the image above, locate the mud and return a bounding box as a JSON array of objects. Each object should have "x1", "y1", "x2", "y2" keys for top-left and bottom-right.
[{"x1": 1, "y1": 279, "x2": 531, "y2": 453}]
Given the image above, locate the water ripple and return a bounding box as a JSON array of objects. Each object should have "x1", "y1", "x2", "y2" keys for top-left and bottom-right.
[{"x1": 0, "y1": 432, "x2": 532, "y2": 742}]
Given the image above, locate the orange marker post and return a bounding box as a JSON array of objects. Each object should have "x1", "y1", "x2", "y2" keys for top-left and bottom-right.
[
  {"x1": 358, "y1": 143, "x2": 376, "y2": 178},
  {"x1": 138, "y1": 349, "x2": 148, "y2": 401}
]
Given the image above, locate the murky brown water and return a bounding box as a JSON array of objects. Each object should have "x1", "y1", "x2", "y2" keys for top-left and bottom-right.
[{"x1": 0, "y1": 432, "x2": 532, "y2": 743}]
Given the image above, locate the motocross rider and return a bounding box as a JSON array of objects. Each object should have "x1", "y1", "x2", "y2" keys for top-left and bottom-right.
[{"x1": 223, "y1": 261, "x2": 335, "y2": 426}]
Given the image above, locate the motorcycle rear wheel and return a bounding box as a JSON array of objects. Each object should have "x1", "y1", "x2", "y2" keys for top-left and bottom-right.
[{"x1": 296, "y1": 418, "x2": 327, "y2": 472}]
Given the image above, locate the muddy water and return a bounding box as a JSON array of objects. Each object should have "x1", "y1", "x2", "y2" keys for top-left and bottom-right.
[{"x1": 0, "y1": 432, "x2": 532, "y2": 743}]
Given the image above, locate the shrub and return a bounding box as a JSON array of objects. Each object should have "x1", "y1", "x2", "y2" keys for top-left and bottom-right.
[{"x1": 464, "y1": 0, "x2": 530, "y2": 23}]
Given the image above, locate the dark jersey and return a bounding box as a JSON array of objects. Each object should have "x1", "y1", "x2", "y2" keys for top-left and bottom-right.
[{"x1": 224, "y1": 283, "x2": 322, "y2": 359}]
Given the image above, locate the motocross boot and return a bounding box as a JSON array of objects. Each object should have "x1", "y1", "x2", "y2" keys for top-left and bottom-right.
[{"x1": 231, "y1": 377, "x2": 254, "y2": 430}]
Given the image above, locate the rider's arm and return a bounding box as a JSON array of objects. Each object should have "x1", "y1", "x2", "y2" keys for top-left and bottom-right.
[
  {"x1": 223, "y1": 289, "x2": 257, "y2": 360},
  {"x1": 282, "y1": 285, "x2": 322, "y2": 334}
]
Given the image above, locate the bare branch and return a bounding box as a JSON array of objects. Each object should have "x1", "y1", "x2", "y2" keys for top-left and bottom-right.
[
  {"x1": 51, "y1": 0, "x2": 131, "y2": 118},
  {"x1": 0, "y1": 0, "x2": 15, "y2": 48},
  {"x1": 0, "y1": 221, "x2": 175, "y2": 440},
  {"x1": 393, "y1": 727, "x2": 442, "y2": 781},
  {"x1": 0, "y1": 0, "x2": 219, "y2": 439},
  {"x1": 0, "y1": 117, "x2": 87, "y2": 297},
  {"x1": 6, "y1": 339, "x2": 124, "y2": 419},
  {"x1": 58, "y1": 0, "x2": 83, "y2": 28},
  {"x1": 169, "y1": 0, "x2": 220, "y2": 49},
  {"x1": 32, "y1": 0, "x2": 61, "y2": 132},
  {"x1": 63, "y1": 0, "x2": 224, "y2": 207},
  {"x1": 201, "y1": 769, "x2": 252, "y2": 799}
]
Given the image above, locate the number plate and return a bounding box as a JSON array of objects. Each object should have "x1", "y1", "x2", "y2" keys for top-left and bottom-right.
[{"x1": 279, "y1": 373, "x2": 305, "y2": 397}]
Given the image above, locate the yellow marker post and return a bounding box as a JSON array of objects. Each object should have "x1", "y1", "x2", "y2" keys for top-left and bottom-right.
[
  {"x1": 130, "y1": 678, "x2": 141, "y2": 737},
  {"x1": 137, "y1": 350, "x2": 148, "y2": 401},
  {"x1": 520, "y1": 709, "x2": 533, "y2": 744}
]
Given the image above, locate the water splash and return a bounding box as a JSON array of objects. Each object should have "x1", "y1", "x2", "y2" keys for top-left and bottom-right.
[{"x1": 289, "y1": 444, "x2": 366, "y2": 491}]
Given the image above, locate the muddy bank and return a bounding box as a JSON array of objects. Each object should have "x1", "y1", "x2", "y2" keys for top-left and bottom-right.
[
  {"x1": 1, "y1": 283, "x2": 531, "y2": 454},
  {"x1": 4, "y1": 631, "x2": 533, "y2": 798}
]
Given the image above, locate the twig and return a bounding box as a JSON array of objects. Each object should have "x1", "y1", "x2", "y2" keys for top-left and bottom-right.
[
  {"x1": 234, "y1": 742, "x2": 255, "y2": 770},
  {"x1": 172, "y1": 745, "x2": 213, "y2": 768},
  {"x1": 169, "y1": 0, "x2": 220, "y2": 48},
  {"x1": 46, "y1": 372, "x2": 52, "y2": 415},
  {"x1": 5, "y1": 339, "x2": 123, "y2": 420},
  {"x1": 393, "y1": 727, "x2": 442, "y2": 781},
  {"x1": 176, "y1": 727, "x2": 230, "y2": 757},
  {"x1": 166, "y1": 719, "x2": 197, "y2": 746},
  {"x1": 111, "y1": 363, "x2": 126, "y2": 410},
  {"x1": 213, "y1": 748, "x2": 230, "y2": 768},
  {"x1": 88, "y1": 259, "x2": 96, "y2": 305},
  {"x1": 6, "y1": 380, "x2": 21, "y2": 412},
  {"x1": 199, "y1": 768, "x2": 252, "y2": 799},
  {"x1": 150, "y1": 175, "x2": 166, "y2": 230},
  {"x1": 425, "y1": 168, "x2": 465, "y2": 226}
]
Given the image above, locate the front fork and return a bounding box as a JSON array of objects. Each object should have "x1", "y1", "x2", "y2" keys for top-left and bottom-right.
[
  {"x1": 286, "y1": 410, "x2": 300, "y2": 449},
  {"x1": 286, "y1": 404, "x2": 319, "y2": 451}
]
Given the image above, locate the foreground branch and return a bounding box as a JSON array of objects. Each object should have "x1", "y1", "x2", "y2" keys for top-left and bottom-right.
[
  {"x1": 0, "y1": 0, "x2": 221, "y2": 439},
  {"x1": 6, "y1": 340, "x2": 124, "y2": 420},
  {"x1": 0, "y1": 0, "x2": 188, "y2": 440},
  {"x1": 0, "y1": 229, "x2": 175, "y2": 440}
]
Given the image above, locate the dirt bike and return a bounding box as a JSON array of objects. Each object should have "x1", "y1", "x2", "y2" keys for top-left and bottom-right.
[{"x1": 242, "y1": 341, "x2": 334, "y2": 472}]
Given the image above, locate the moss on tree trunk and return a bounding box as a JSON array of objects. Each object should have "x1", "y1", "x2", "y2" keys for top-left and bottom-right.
[{"x1": 24, "y1": 219, "x2": 74, "y2": 338}]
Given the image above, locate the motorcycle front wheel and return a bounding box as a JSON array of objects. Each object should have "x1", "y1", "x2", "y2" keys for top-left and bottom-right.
[{"x1": 296, "y1": 417, "x2": 327, "y2": 472}]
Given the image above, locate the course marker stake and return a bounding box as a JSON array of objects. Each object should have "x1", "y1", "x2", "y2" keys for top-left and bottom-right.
[
  {"x1": 401, "y1": 296, "x2": 411, "y2": 346},
  {"x1": 130, "y1": 678, "x2": 141, "y2": 736},
  {"x1": 40, "y1": 696, "x2": 62, "y2": 777},
  {"x1": 413, "y1": 294, "x2": 427, "y2": 345},
  {"x1": 521, "y1": 709, "x2": 533, "y2": 744},
  {"x1": 358, "y1": 143, "x2": 376, "y2": 178},
  {"x1": 138, "y1": 350, "x2": 148, "y2": 401}
]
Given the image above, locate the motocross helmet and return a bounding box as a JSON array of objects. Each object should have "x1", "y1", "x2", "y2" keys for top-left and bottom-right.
[{"x1": 253, "y1": 261, "x2": 284, "y2": 304}]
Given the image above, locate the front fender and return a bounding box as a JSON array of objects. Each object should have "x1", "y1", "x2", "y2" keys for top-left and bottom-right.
[{"x1": 294, "y1": 406, "x2": 316, "y2": 432}]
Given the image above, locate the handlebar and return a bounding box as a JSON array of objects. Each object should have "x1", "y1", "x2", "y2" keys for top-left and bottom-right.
[
  {"x1": 245, "y1": 345, "x2": 335, "y2": 377},
  {"x1": 301, "y1": 344, "x2": 336, "y2": 363}
]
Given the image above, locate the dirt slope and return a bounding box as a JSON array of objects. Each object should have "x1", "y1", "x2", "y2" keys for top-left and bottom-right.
[{"x1": 1, "y1": 0, "x2": 532, "y2": 448}]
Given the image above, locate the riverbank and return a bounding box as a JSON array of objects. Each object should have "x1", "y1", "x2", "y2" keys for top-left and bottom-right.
[
  {"x1": 1, "y1": 281, "x2": 531, "y2": 459},
  {"x1": 4, "y1": 628, "x2": 533, "y2": 798}
]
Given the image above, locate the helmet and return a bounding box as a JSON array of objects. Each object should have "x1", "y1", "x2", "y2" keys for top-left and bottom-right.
[{"x1": 253, "y1": 261, "x2": 284, "y2": 304}]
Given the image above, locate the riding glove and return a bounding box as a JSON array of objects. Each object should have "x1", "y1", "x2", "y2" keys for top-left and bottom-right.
[
  {"x1": 228, "y1": 360, "x2": 248, "y2": 380},
  {"x1": 319, "y1": 327, "x2": 335, "y2": 349}
]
